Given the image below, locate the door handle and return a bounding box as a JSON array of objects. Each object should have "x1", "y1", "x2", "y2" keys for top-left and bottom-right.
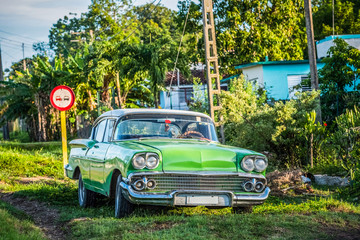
[{"x1": 94, "y1": 145, "x2": 100, "y2": 149}]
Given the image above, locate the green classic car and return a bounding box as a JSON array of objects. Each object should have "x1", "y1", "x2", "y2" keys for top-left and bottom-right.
[{"x1": 65, "y1": 109, "x2": 270, "y2": 217}]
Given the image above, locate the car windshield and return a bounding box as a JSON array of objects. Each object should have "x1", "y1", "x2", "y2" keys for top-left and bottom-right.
[{"x1": 114, "y1": 115, "x2": 218, "y2": 141}]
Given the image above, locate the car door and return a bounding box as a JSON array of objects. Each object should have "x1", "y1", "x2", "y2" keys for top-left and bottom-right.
[{"x1": 86, "y1": 119, "x2": 109, "y2": 192}]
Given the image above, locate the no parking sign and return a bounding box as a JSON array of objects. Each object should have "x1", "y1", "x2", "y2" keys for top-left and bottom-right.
[
  {"x1": 50, "y1": 85, "x2": 75, "y2": 111},
  {"x1": 50, "y1": 85, "x2": 75, "y2": 176}
]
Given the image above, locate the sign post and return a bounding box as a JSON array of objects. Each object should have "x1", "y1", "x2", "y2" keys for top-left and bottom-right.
[{"x1": 50, "y1": 85, "x2": 75, "y2": 176}]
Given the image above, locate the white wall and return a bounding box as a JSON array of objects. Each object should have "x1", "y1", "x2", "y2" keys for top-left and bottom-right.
[
  {"x1": 317, "y1": 36, "x2": 360, "y2": 58},
  {"x1": 242, "y1": 65, "x2": 264, "y2": 87}
]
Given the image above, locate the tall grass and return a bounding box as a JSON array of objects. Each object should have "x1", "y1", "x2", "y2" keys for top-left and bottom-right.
[{"x1": 0, "y1": 142, "x2": 63, "y2": 180}]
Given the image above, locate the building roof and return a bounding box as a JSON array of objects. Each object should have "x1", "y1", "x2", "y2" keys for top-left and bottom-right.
[
  {"x1": 98, "y1": 108, "x2": 211, "y2": 120},
  {"x1": 316, "y1": 34, "x2": 360, "y2": 44},
  {"x1": 220, "y1": 74, "x2": 240, "y2": 83},
  {"x1": 235, "y1": 60, "x2": 313, "y2": 70}
]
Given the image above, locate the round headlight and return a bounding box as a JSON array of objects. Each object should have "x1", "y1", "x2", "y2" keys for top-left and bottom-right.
[
  {"x1": 133, "y1": 179, "x2": 145, "y2": 191},
  {"x1": 132, "y1": 154, "x2": 146, "y2": 169},
  {"x1": 254, "y1": 157, "x2": 268, "y2": 172},
  {"x1": 241, "y1": 157, "x2": 255, "y2": 172},
  {"x1": 146, "y1": 154, "x2": 159, "y2": 169}
]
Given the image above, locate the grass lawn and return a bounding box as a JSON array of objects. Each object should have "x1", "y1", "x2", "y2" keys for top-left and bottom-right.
[
  {"x1": 0, "y1": 200, "x2": 46, "y2": 240},
  {"x1": 0, "y1": 141, "x2": 359, "y2": 239}
]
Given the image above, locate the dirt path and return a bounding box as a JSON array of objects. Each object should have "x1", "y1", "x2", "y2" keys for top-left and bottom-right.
[{"x1": 0, "y1": 192, "x2": 66, "y2": 240}]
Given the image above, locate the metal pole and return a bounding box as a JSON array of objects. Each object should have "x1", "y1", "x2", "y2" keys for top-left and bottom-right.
[{"x1": 60, "y1": 111, "x2": 68, "y2": 176}]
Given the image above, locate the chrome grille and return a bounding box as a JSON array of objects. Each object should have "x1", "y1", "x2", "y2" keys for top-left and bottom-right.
[{"x1": 130, "y1": 174, "x2": 261, "y2": 192}]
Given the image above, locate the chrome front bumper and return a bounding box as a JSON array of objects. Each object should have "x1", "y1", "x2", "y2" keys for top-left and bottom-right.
[{"x1": 120, "y1": 182, "x2": 270, "y2": 207}]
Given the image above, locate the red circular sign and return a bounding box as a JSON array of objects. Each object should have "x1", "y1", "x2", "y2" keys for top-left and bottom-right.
[{"x1": 50, "y1": 85, "x2": 75, "y2": 111}]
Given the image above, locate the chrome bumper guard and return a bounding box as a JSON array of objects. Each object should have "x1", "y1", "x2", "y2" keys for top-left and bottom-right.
[
  {"x1": 120, "y1": 182, "x2": 270, "y2": 207},
  {"x1": 64, "y1": 164, "x2": 73, "y2": 178}
]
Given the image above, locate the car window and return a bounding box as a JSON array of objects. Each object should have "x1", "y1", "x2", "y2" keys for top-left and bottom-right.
[
  {"x1": 104, "y1": 119, "x2": 115, "y2": 142},
  {"x1": 114, "y1": 116, "x2": 218, "y2": 141},
  {"x1": 94, "y1": 120, "x2": 107, "y2": 142}
]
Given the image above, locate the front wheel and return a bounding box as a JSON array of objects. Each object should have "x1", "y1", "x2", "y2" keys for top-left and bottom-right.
[
  {"x1": 78, "y1": 173, "x2": 95, "y2": 208},
  {"x1": 115, "y1": 175, "x2": 134, "y2": 218}
]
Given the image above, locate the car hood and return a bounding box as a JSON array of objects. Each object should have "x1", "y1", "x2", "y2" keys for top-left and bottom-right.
[{"x1": 132, "y1": 139, "x2": 258, "y2": 172}]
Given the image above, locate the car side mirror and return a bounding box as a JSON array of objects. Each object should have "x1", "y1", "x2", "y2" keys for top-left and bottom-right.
[{"x1": 69, "y1": 139, "x2": 97, "y2": 149}]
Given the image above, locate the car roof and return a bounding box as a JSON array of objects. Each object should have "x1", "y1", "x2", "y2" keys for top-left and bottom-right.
[{"x1": 98, "y1": 108, "x2": 212, "y2": 121}]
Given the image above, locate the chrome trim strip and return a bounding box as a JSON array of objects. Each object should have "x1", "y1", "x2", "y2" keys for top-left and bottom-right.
[
  {"x1": 234, "y1": 187, "x2": 270, "y2": 202},
  {"x1": 120, "y1": 182, "x2": 270, "y2": 206},
  {"x1": 126, "y1": 171, "x2": 266, "y2": 180}
]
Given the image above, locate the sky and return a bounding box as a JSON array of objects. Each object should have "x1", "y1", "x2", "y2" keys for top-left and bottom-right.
[{"x1": 0, "y1": 0, "x2": 179, "y2": 71}]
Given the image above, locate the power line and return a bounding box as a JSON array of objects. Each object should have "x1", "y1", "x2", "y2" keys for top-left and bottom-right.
[
  {"x1": 0, "y1": 36, "x2": 33, "y2": 47},
  {"x1": 0, "y1": 39, "x2": 33, "y2": 50},
  {"x1": 0, "y1": 29, "x2": 42, "y2": 42},
  {"x1": 0, "y1": 42, "x2": 24, "y2": 51}
]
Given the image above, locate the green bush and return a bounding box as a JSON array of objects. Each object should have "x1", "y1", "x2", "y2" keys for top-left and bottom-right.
[
  {"x1": 331, "y1": 106, "x2": 360, "y2": 202},
  {"x1": 9, "y1": 131, "x2": 31, "y2": 143},
  {"x1": 220, "y1": 76, "x2": 320, "y2": 168}
]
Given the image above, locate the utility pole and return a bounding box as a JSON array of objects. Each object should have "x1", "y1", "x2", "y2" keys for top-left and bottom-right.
[
  {"x1": 304, "y1": 0, "x2": 321, "y2": 168},
  {"x1": 202, "y1": 0, "x2": 224, "y2": 142},
  {"x1": 0, "y1": 44, "x2": 3, "y2": 82},
  {"x1": 304, "y1": 0, "x2": 322, "y2": 120},
  {"x1": 22, "y1": 43, "x2": 26, "y2": 71},
  {"x1": 0, "y1": 44, "x2": 10, "y2": 140},
  {"x1": 304, "y1": 0, "x2": 318, "y2": 91}
]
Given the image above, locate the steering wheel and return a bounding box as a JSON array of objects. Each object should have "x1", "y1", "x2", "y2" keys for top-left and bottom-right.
[{"x1": 179, "y1": 130, "x2": 205, "y2": 139}]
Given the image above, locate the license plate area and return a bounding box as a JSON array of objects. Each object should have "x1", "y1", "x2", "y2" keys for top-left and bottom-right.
[{"x1": 174, "y1": 194, "x2": 231, "y2": 206}]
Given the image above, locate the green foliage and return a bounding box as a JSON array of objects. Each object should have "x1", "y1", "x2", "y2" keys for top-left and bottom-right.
[
  {"x1": 313, "y1": 0, "x2": 360, "y2": 40},
  {"x1": 331, "y1": 106, "x2": 360, "y2": 176},
  {"x1": 318, "y1": 38, "x2": 360, "y2": 122},
  {"x1": 221, "y1": 76, "x2": 320, "y2": 167},
  {"x1": 9, "y1": 131, "x2": 31, "y2": 143},
  {"x1": 329, "y1": 106, "x2": 360, "y2": 202},
  {"x1": 178, "y1": 0, "x2": 307, "y2": 75},
  {"x1": 301, "y1": 110, "x2": 329, "y2": 166},
  {"x1": 188, "y1": 77, "x2": 209, "y2": 114}
]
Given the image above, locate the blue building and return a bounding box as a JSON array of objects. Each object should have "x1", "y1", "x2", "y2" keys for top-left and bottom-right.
[
  {"x1": 232, "y1": 60, "x2": 325, "y2": 100},
  {"x1": 230, "y1": 34, "x2": 360, "y2": 100}
]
